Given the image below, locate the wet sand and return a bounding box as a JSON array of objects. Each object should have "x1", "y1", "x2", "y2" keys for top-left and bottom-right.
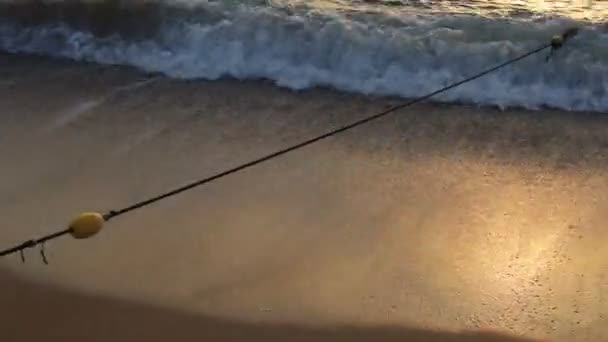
[
  {"x1": 0, "y1": 268, "x2": 543, "y2": 342},
  {"x1": 0, "y1": 53, "x2": 607, "y2": 341}
]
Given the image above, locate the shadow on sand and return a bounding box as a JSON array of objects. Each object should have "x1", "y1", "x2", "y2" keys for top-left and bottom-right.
[{"x1": 0, "y1": 268, "x2": 543, "y2": 342}]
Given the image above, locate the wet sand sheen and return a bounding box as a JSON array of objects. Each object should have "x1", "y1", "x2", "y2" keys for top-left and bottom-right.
[{"x1": 0, "y1": 54, "x2": 607, "y2": 341}]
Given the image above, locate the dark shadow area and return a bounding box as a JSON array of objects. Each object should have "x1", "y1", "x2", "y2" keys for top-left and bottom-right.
[{"x1": 0, "y1": 268, "x2": 543, "y2": 342}]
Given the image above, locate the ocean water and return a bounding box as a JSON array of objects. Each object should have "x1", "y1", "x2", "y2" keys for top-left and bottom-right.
[{"x1": 0, "y1": 0, "x2": 606, "y2": 112}]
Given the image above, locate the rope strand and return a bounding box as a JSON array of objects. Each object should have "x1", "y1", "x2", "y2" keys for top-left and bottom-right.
[
  {"x1": 103, "y1": 44, "x2": 550, "y2": 221},
  {"x1": 0, "y1": 29, "x2": 578, "y2": 261}
]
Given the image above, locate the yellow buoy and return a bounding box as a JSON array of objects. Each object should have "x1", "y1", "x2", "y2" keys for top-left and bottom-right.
[{"x1": 69, "y1": 212, "x2": 104, "y2": 239}]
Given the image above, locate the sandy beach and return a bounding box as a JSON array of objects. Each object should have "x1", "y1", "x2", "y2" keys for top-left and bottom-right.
[{"x1": 1, "y1": 53, "x2": 607, "y2": 341}]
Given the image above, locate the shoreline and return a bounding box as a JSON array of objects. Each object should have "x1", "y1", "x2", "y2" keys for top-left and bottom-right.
[
  {"x1": 3, "y1": 51, "x2": 607, "y2": 118},
  {"x1": 1, "y1": 52, "x2": 607, "y2": 341}
]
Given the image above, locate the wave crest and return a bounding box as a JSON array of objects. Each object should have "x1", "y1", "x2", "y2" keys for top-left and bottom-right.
[{"x1": 1, "y1": 1, "x2": 606, "y2": 112}]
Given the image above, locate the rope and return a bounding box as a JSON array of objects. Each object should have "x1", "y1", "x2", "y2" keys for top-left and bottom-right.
[{"x1": 0, "y1": 28, "x2": 578, "y2": 261}]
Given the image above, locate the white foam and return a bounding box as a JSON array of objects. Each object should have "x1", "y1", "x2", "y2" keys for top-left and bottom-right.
[
  {"x1": 51, "y1": 99, "x2": 103, "y2": 129},
  {"x1": 1, "y1": 2, "x2": 606, "y2": 112},
  {"x1": 47, "y1": 77, "x2": 160, "y2": 130}
]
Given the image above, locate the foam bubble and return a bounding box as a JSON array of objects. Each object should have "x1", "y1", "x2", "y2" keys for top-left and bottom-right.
[{"x1": 0, "y1": 1, "x2": 606, "y2": 112}]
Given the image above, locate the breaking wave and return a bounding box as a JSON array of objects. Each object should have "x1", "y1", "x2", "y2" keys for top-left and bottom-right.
[{"x1": 0, "y1": 0, "x2": 606, "y2": 112}]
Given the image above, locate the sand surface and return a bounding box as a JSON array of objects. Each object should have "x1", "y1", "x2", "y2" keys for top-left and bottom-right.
[{"x1": 0, "y1": 54, "x2": 607, "y2": 341}]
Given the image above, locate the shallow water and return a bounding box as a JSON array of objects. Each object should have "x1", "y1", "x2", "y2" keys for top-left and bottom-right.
[
  {"x1": 1, "y1": 53, "x2": 607, "y2": 341},
  {"x1": 1, "y1": 0, "x2": 606, "y2": 112},
  {"x1": 1, "y1": 2, "x2": 608, "y2": 341},
  {"x1": 278, "y1": 0, "x2": 606, "y2": 21}
]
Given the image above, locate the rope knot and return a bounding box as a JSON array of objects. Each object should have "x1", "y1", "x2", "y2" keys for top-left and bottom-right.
[{"x1": 103, "y1": 210, "x2": 118, "y2": 221}]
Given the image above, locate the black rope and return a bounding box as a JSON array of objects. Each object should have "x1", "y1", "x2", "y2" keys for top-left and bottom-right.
[
  {"x1": 103, "y1": 44, "x2": 551, "y2": 222},
  {"x1": 0, "y1": 29, "x2": 578, "y2": 261},
  {"x1": 0, "y1": 228, "x2": 71, "y2": 258}
]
